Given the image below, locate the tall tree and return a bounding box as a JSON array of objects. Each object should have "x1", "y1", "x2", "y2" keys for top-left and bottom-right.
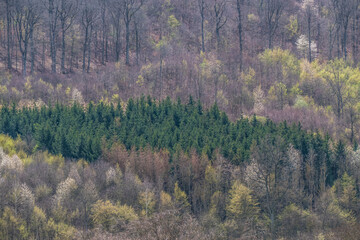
[
  {"x1": 302, "y1": 0, "x2": 317, "y2": 62},
  {"x1": 110, "y1": 0, "x2": 122, "y2": 62},
  {"x1": 59, "y1": 0, "x2": 77, "y2": 74},
  {"x1": 330, "y1": 0, "x2": 355, "y2": 60},
  {"x1": 5, "y1": 0, "x2": 13, "y2": 70},
  {"x1": 47, "y1": 0, "x2": 60, "y2": 73},
  {"x1": 99, "y1": 0, "x2": 108, "y2": 65},
  {"x1": 245, "y1": 135, "x2": 294, "y2": 239},
  {"x1": 120, "y1": 0, "x2": 145, "y2": 66},
  {"x1": 13, "y1": 0, "x2": 40, "y2": 77},
  {"x1": 321, "y1": 59, "x2": 360, "y2": 119},
  {"x1": 212, "y1": 0, "x2": 227, "y2": 51},
  {"x1": 259, "y1": 0, "x2": 285, "y2": 49},
  {"x1": 198, "y1": 0, "x2": 206, "y2": 52},
  {"x1": 236, "y1": 0, "x2": 244, "y2": 71},
  {"x1": 80, "y1": 0, "x2": 98, "y2": 73}
]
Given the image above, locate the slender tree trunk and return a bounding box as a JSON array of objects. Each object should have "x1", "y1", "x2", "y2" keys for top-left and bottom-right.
[
  {"x1": 105, "y1": 34, "x2": 108, "y2": 62},
  {"x1": 18, "y1": 25, "x2": 28, "y2": 77},
  {"x1": 343, "y1": 19, "x2": 349, "y2": 60},
  {"x1": 42, "y1": 36, "x2": 46, "y2": 69},
  {"x1": 159, "y1": 55, "x2": 163, "y2": 98},
  {"x1": 135, "y1": 21, "x2": 140, "y2": 65},
  {"x1": 352, "y1": 14, "x2": 357, "y2": 64},
  {"x1": 6, "y1": 0, "x2": 12, "y2": 70},
  {"x1": 61, "y1": 21, "x2": 66, "y2": 73},
  {"x1": 350, "y1": 109, "x2": 355, "y2": 143},
  {"x1": 329, "y1": 26, "x2": 333, "y2": 60},
  {"x1": 308, "y1": 11, "x2": 312, "y2": 62},
  {"x1": 317, "y1": 21, "x2": 320, "y2": 56},
  {"x1": 115, "y1": 22, "x2": 121, "y2": 62},
  {"x1": 268, "y1": 21, "x2": 273, "y2": 49},
  {"x1": 94, "y1": 30, "x2": 98, "y2": 59},
  {"x1": 49, "y1": 0, "x2": 57, "y2": 73},
  {"x1": 70, "y1": 31, "x2": 75, "y2": 73},
  {"x1": 87, "y1": 25, "x2": 93, "y2": 73},
  {"x1": 82, "y1": 25, "x2": 88, "y2": 72},
  {"x1": 236, "y1": 0, "x2": 243, "y2": 71},
  {"x1": 101, "y1": 5, "x2": 106, "y2": 65},
  {"x1": 337, "y1": 27, "x2": 340, "y2": 58},
  {"x1": 125, "y1": 20, "x2": 130, "y2": 65},
  {"x1": 200, "y1": 0, "x2": 205, "y2": 52},
  {"x1": 216, "y1": 23, "x2": 221, "y2": 51},
  {"x1": 21, "y1": 50, "x2": 27, "y2": 77},
  {"x1": 30, "y1": 27, "x2": 35, "y2": 74},
  {"x1": 15, "y1": 39, "x2": 18, "y2": 71}
]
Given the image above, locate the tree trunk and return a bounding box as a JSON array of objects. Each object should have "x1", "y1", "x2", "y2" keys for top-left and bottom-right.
[
  {"x1": 42, "y1": 36, "x2": 46, "y2": 69},
  {"x1": 94, "y1": 30, "x2": 98, "y2": 59},
  {"x1": 135, "y1": 21, "x2": 140, "y2": 65},
  {"x1": 216, "y1": 23, "x2": 221, "y2": 51},
  {"x1": 268, "y1": 22, "x2": 273, "y2": 49},
  {"x1": 236, "y1": 0, "x2": 243, "y2": 71},
  {"x1": 343, "y1": 19, "x2": 349, "y2": 60},
  {"x1": 15, "y1": 39, "x2": 18, "y2": 71},
  {"x1": 6, "y1": 0, "x2": 12, "y2": 70},
  {"x1": 159, "y1": 55, "x2": 163, "y2": 98},
  {"x1": 337, "y1": 27, "x2": 340, "y2": 58},
  {"x1": 30, "y1": 27, "x2": 35, "y2": 74},
  {"x1": 308, "y1": 10, "x2": 312, "y2": 62},
  {"x1": 87, "y1": 25, "x2": 93, "y2": 73},
  {"x1": 352, "y1": 14, "x2": 357, "y2": 64},
  {"x1": 70, "y1": 31, "x2": 75, "y2": 73},
  {"x1": 105, "y1": 34, "x2": 108, "y2": 62},
  {"x1": 200, "y1": 0, "x2": 205, "y2": 52},
  {"x1": 350, "y1": 109, "x2": 355, "y2": 143},
  {"x1": 61, "y1": 21, "x2": 66, "y2": 73},
  {"x1": 101, "y1": 5, "x2": 106, "y2": 65},
  {"x1": 115, "y1": 22, "x2": 121, "y2": 62},
  {"x1": 82, "y1": 25, "x2": 88, "y2": 72},
  {"x1": 329, "y1": 26, "x2": 333, "y2": 60},
  {"x1": 49, "y1": 0, "x2": 57, "y2": 73},
  {"x1": 125, "y1": 20, "x2": 130, "y2": 65},
  {"x1": 22, "y1": 51, "x2": 27, "y2": 77}
]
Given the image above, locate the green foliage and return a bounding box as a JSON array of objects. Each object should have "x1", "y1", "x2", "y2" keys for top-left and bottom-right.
[
  {"x1": 0, "y1": 97, "x2": 332, "y2": 168},
  {"x1": 226, "y1": 181, "x2": 259, "y2": 221},
  {"x1": 0, "y1": 134, "x2": 17, "y2": 156},
  {"x1": 277, "y1": 204, "x2": 319, "y2": 237},
  {"x1": 294, "y1": 95, "x2": 309, "y2": 109},
  {"x1": 320, "y1": 58, "x2": 360, "y2": 118},
  {"x1": 259, "y1": 48, "x2": 300, "y2": 84},
  {"x1": 174, "y1": 182, "x2": 190, "y2": 211},
  {"x1": 91, "y1": 200, "x2": 138, "y2": 232},
  {"x1": 286, "y1": 15, "x2": 299, "y2": 38},
  {"x1": 0, "y1": 207, "x2": 28, "y2": 240},
  {"x1": 139, "y1": 190, "x2": 156, "y2": 217},
  {"x1": 46, "y1": 218, "x2": 76, "y2": 240},
  {"x1": 333, "y1": 173, "x2": 358, "y2": 213}
]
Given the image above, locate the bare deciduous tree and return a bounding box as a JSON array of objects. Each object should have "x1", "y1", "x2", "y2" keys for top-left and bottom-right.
[
  {"x1": 120, "y1": 0, "x2": 145, "y2": 65},
  {"x1": 258, "y1": 0, "x2": 285, "y2": 49},
  {"x1": 59, "y1": 0, "x2": 78, "y2": 73},
  {"x1": 13, "y1": 0, "x2": 40, "y2": 77}
]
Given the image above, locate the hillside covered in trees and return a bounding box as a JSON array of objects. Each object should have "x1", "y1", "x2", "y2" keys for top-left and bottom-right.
[
  {"x1": 1, "y1": 0, "x2": 360, "y2": 143},
  {"x1": 0, "y1": 98, "x2": 359, "y2": 239},
  {"x1": 1, "y1": 0, "x2": 360, "y2": 239}
]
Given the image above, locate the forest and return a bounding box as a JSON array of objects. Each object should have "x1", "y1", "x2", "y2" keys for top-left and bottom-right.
[{"x1": 0, "y1": 0, "x2": 360, "y2": 239}]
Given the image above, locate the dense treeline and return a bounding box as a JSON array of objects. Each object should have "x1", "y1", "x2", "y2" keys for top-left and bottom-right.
[
  {"x1": 0, "y1": 98, "x2": 352, "y2": 206},
  {"x1": 1, "y1": 0, "x2": 360, "y2": 74},
  {"x1": 1, "y1": 0, "x2": 360, "y2": 145},
  {"x1": 0, "y1": 116, "x2": 359, "y2": 239},
  {"x1": 0, "y1": 97, "x2": 332, "y2": 167},
  {"x1": 1, "y1": 0, "x2": 360, "y2": 238}
]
